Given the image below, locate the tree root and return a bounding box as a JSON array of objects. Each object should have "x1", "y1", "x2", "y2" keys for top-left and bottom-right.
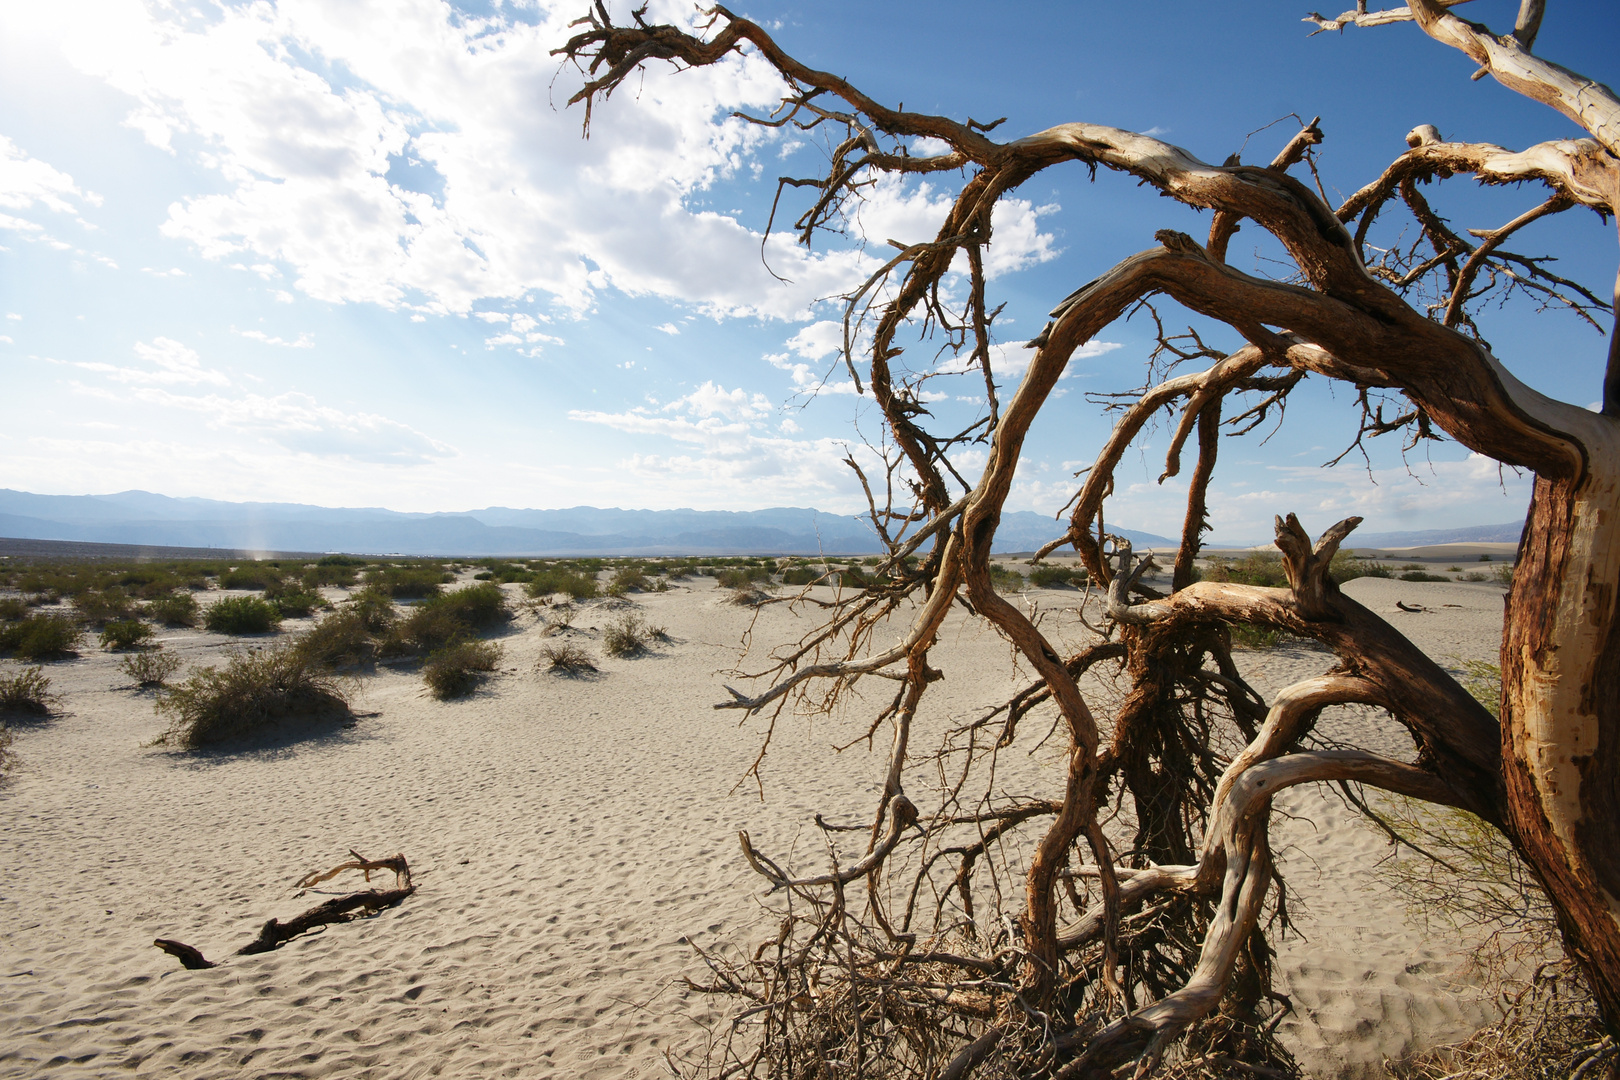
[{"x1": 154, "y1": 851, "x2": 414, "y2": 970}]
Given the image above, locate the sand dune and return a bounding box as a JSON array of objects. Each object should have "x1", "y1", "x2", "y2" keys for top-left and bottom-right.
[{"x1": 0, "y1": 573, "x2": 1519, "y2": 1078}]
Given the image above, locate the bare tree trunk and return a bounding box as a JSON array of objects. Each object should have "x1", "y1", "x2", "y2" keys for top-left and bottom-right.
[{"x1": 1504, "y1": 459, "x2": 1620, "y2": 1028}]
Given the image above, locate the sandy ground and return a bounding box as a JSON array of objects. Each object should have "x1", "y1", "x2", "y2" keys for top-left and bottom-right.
[{"x1": 0, "y1": 572, "x2": 1517, "y2": 1078}]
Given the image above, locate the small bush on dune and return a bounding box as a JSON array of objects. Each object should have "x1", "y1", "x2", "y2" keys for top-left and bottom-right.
[
  {"x1": 293, "y1": 608, "x2": 378, "y2": 669},
  {"x1": 1400, "y1": 571, "x2": 1450, "y2": 583},
  {"x1": 1205, "y1": 552, "x2": 1289, "y2": 588},
  {"x1": 345, "y1": 586, "x2": 398, "y2": 632},
  {"x1": 715, "y1": 566, "x2": 771, "y2": 589},
  {"x1": 204, "y1": 596, "x2": 282, "y2": 635},
  {"x1": 74, "y1": 588, "x2": 136, "y2": 626},
  {"x1": 145, "y1": 590, "x2": 199, "y2": 627},
  {"x1": 603, "y1": 613, "x2": 663, "y2": 656},
  {"x1": 526, "y1": 568, "x2": 599, "y2": 600},
  {"x1": 729, "y1": 585, "x2": 771, "y2": 606},
  {"x1": 0, "y1": 597, "x2": 28, "y2": 621},
  {"x1": 422, "y1": 640, "x2": 503, "y2": 699},
  {"x1": 219, "y1": 565, "x2": 282, "y2": 591},
  {"x1": 607, "y1": 565, "x2": 651, "y2": 595},
  {"x1": 0, "y1": 665, "x2": 55, "y2": 715},
  {"x1": 0, "y1": 724, "x2": 13, "y2": 777},
  {"x1": 365, "y1": 564, "x2": 451, "y2": 599},
  {"x1": 269, "y1": 589, "x2": 328, "y2": 618},
  {"x1": 156, "y1": 644, "x2": 349, "y2": 748},
  {"x1": 424, "y1": 582, "x2": 510, "y2": 629},
  {"x1": 1028, "y1": 564, "x2": 1087, "y2": 589},
  {"x1": 301, "y1": 563, "x2": 359, "y2": 588},
  {"x1": 381, "y1": 584, "x2": 510, "y2": 657},
  {"x1": 538, "y1": 642, "x2": 597, "y2": 676},
  {"x1": 0, "y1": 614, "x2": 82, "y2": 659},
  {"x1": 989, "y1": 565, "x2": 1025, "y2": 592},
  {"x1": 100, "y1": 619, "x2": 155, "y2": 651},
  {"x1": 780, "y1": 565, "x2": 823, "y2": 586},
  {"x1": 120, "y1": 649, "x2": 183, "y2": 688}
]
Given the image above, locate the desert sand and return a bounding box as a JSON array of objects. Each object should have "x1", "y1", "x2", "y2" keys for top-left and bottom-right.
[{"x1": 0, "y1": 571, "x2": 1518, "y2": 1078}]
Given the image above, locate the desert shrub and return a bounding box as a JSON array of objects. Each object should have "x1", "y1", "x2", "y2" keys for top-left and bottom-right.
[
  {"x1": 1460, "y1": 571, "x2": 1490, "y2": 582},
  {"x1": 1205, "y1": 552, "x2": 1288, "y2": 587},
  {"x1": 382, "y1": 584, "x2": 508, "y2": 657},
  {"x1": 345, "y1": 586, "x2": 398, "y2": 632},
  {"x1": 0, "y1": 614, "x2": 82, "y2": 659},
  {"x1": 715, "y1": 566, "x2": 771, "y2": 589},
  {"x1": 1399, "y1": 562, "x2": 1424, "y2": 570},
  {"x1": 270, "y1": 589, "x2": 327, "y2": 617},
  {"x1": 204, "y1": 596, "x2": 282, "y2": 635},
  {"x1": 1028, "y1": 564, "x2": 1086, "y2": 589},
  {"x1": 1478, "y1": 554, "x2": 1494, "y2": 562},
  {"x1": 318, "y1": 554, "x2": 366, "y2": 567},
  {"x1": 608, "y1": 565, "x2": 651, "y2": 594},
  {"x1": 779, "y1": 565, "x2": 824, "y2": 586},
  {"x1": 301, "y1": 563, "x2": 358, "y2": 588},
  {"x1": 422, "y1": 639, "x2": 503, "y2": 699},
  {"x1": 0, "y1": 597, "x2": 28, "y2": 621},
  {"x1": 218, "y1": 565, "x2": 282, "y2": 591},
  {"x1": 1447, "y1": 565, "x2": 1463, "y2": 572},
  {"x1": 1228, "y1": 622, "x2": 1282, "y2": 650},
  {"x1": 0, "y1": 724, "x2": 13, "y2": 777},
  {"x1": 365, "y1": 564, "x2": 451, "y2": 598},
  {"x1": 603, "y1": 613, "x2": 662, "y2": 656},
  {"x1": 74, "y1": 588, "x2": 135, "y2": 626},
  {"x1": 1493, "y1": 562, "x2": 1515, "y2": 586},
  {"x1": 1357, "y1": 560, "x2": 1394, "y2": 578},
  {"x1": 474, "y1": 561, "x2": 534, "y2": 584},
  {"x1": 729, "y1": 585, "x2": 772, "y2": 606},
  {"x1": 0, "y1": 665, "x2": 54, "y2": 715},
  {"x1": 1399, "y1": 570, "x2": 1450, "y2": 582},
  {"x1": 422, "y1": 582, "x2": 511, "y2": 629},
  {"x1": 989, "y1": 565, "x2": 1025, "y2": 592},
  {"x1": 156, "y1": 644, "x2": 350, "y2": 748},
  {"x1": 100, "y1": 619, "x2": 155, "y2": 650},
  {"x1": 145, "y1": 590, "x2": 200, "y2": 626},
  {"x1": 538, "y1": 642, "x2": 598, "y2": 676},
  {"x1": 292, "y1": 609, "x2": 378, "y2": 669},
  {"x1": 120, "y1": 649, "x2": 183, "y2": 688},
  {"x1": 526, "y1": 568, "x2": 599, "y2": 600}
]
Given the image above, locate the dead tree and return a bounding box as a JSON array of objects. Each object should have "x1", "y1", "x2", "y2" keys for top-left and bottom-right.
[{"x1": 557, "y1": 2, "x2": 1619, "y2": 1076}]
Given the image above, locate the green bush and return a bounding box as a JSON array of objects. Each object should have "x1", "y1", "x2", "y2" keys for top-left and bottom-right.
[
  {"x1": 74, "y1": 588, "x2": 135, "y2": 626},
  {"x1": 1494, "y1": 562, "x2": 1515, "y2": 586},
  {"x1": 156, "y1": 644, "x2": 350, "y2": 748},
  {"x1": 219, "y1": 565, "x2": 283, "y2": 591},
  {"x1": 603, "y1": 613, "x2": 664, "y2": 657},
  {"x1": 989, "y1": 565, "x2": 1025, "y2": 592},
  {"x1": 538, "y1": 642, "x2": 597, "y2": 676},
  {"x1": 292, "y1": 609, "x2": 378, "y2": 669},
  {"x1": 270, "y1": 589, "x2": 327, "y2": 618},
  {"x1": 526, "y1": 568, "x2": 600, "y2": 600},
  {"x1": 318, "y1": 554, "x2": 366, "y2": 567},
  {"x1": 779, "y1": 565, "x2": 823, "y2": 586},
  {"x1": 100, "y1": 619, "x2": 155, "y2": 651},
  {"x1": 1028, "y1": 564, "x2": 1086, "y2": 589},
  {"x1": 715, "y1": 566, "x2": 771, "y2": 589},
  {"x1": 382, "y1": 583, "x2": 510, "y2": 657},
  {"x1": 1228, "y1": 623, "x2": 1283, "y2": 650},
  {"x1": 0, "y1": 597, "x2": 28, "y2": 621},
  {"x1": 1399, "y1": 571, "x2": 1450, "y2": 583},
  {"x1": 608, "y1": 565, "x2": 652, "y2": 594},
  {"x1": 0, "y1": 614, "x2": 82, "y2": 659},
  {"x1": 0, "y1": 665, "x2": 54, "y2": 715},
  {"x1": 120, "y1": 649, "x2": 183, "y2": 688},
  {"x1": 422, "y1": 640, "x2": 503, "y2": 699},
  {"x1": 204, "y1": 596, "x2": 283, "y2": 635},
  {"x1": 345, "y1": 586, "x2": 398, "y2": 632},
  {"x1": 301, "y1": 563, "x2": 358, "y2": 588},
  {"x1": 1478, "y1": 554, "x2": 1493, "y2": 562},
  {"x1": 145, "y1": 590, "x2": 200, "y2": 627},
  {"x1": 1205, "y1": 552, "x2": 1288, "y2": 588},
  {"x1": 365, "y1": 564, "x2": 451, "y2": 599}
]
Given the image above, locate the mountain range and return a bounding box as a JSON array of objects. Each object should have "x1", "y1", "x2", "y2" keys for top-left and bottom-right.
[{"x1": 0, "y1": 489, "x2": 1175, "y2": 557}]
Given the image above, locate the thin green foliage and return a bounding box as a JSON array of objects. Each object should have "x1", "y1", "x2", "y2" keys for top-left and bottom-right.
[
  {"x1": 0, "y1": 614, "x2": 82, "y2": 659},
  {"x1": 422, "y1": 639, "x2": 503, "y2": 699},
  {"x1": 204, "y1": 595, "x2": 282, "y2": 635},
  {"x1": 155, "y1": 644, "x2": 349, "y2": 748},
  {"x1": 145, "y1": 590, "x2": 199, "y2": 626},
  {"x1": 120, "y1": 649, "x2": 183, "y2": 688},
  {"x1": 100, "y1": 619, "x2": 155, "y2": 650},
  {"x1": 0, "y1": 665, "x2": 54, "y2": 715}
]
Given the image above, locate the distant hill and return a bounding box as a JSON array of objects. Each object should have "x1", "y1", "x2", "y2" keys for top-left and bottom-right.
[
  {"x1": 1205, "y1": 520, "x2": 1525, "y2": 551},
  {"x1": 0, "y1": 488, "x2": 1174, "y2": 557}
]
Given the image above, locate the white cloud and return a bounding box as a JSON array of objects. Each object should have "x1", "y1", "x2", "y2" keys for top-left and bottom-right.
[
  {"x1": 64, "y1": 337, "x2": 232, "y2": 386},
  {"x1": 0, "y1": 136, "x2": 99, "y2": 227},
  {"x1": 46, "y1": 0, "x2": 1057, "y2": 328},
  {"x1": 654, "y1": 322, "x2": 680, "y2": 335},
  {"x1": 236, "y1": 328, "x2": 314, "y2": 348}
]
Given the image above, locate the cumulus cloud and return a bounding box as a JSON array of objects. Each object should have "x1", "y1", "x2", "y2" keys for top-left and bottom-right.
[
  {"x1": 236, "y1": 328, "x2": 314, "y2": 348},
  {"x1": 0, "y1": 135, "x2": 99, "y2": 226},
  {"x1": 45, "y1": 0, "x2": 1057, "y2": 339},
  {"x1": 63, "y1": 336, "x2": 231, "y2": 386}
]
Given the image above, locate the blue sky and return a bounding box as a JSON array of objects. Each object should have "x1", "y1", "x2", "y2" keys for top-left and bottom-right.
[{"x1": 1, "y1": 1, "x2": 1615, "y2": 542}]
